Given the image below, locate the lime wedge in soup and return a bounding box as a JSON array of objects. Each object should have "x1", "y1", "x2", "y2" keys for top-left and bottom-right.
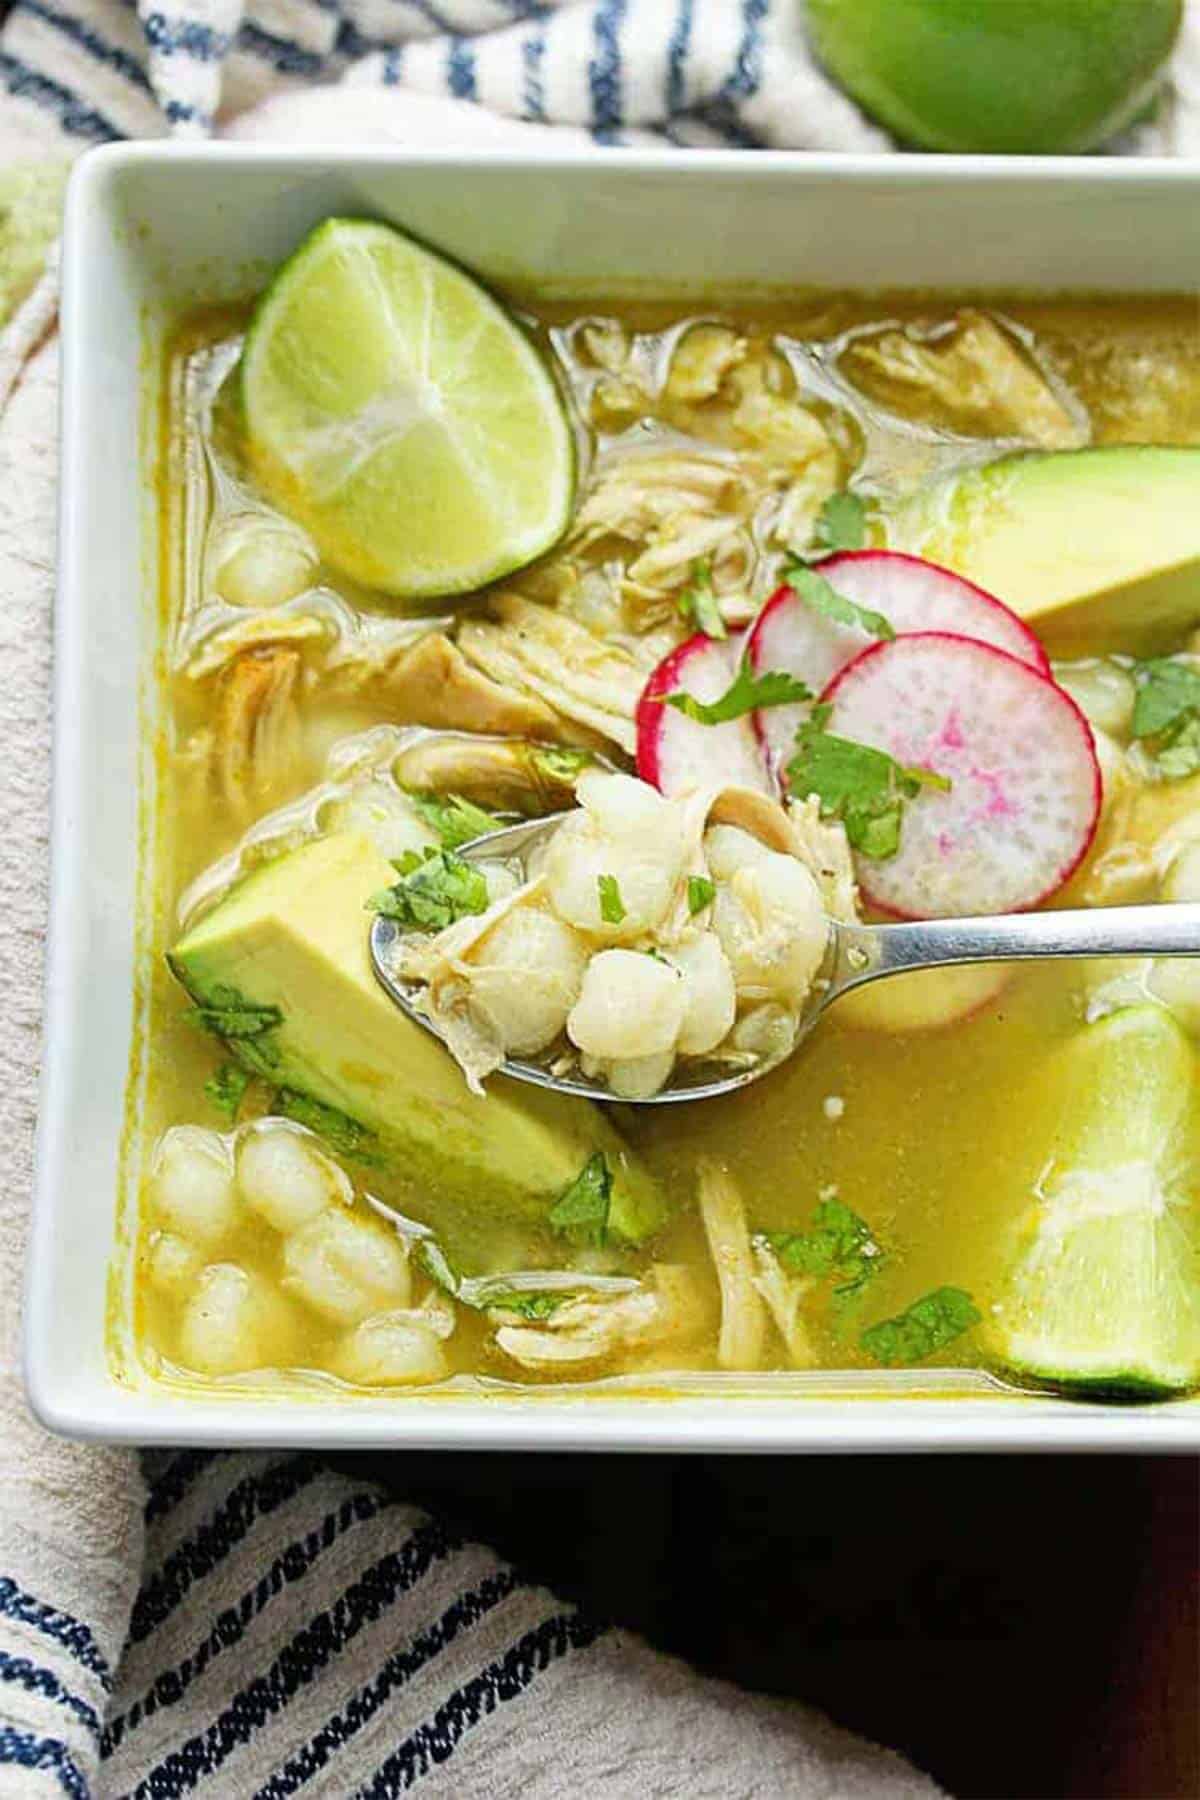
[
  {"x1": 987, "y1": 1005, "x2": 1200, "y2": 1397},
  {"x1": 241, "y1": 218, "x2": 575, "y2": 599}
]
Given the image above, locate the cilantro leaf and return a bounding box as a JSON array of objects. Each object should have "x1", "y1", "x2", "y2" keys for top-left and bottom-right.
[
  {"x1": 767, "y1": 1197, "x2": 883, "y2": 1300},
  {"x1": 860, "y1": 1285, "x2": 981, "y2": 1367},
  {"x1": 272, "y1": 1088, "x2": 382, "y2": 1167},
  {"x1": 687, "y1": 875, "x2": 716, "y2": 915},
  {"x1": 678, "y1": 558, "x2": 728, "y2": 640},
  {"x1": 785, "y1": 564, "x2": 894, "y2": 643},
  {"x1": 786, "y1": 705, "x2": 949, "y2": 861},
  {"x1": 486, "y1": 1290, "x2": 571, "y2": 1321},
  {"x1": 807, "y1": 490, "x2": 868, "y2": 559},
  {"x1": 369, "y1": 848, "x2": 490, "y2": 931},
  {"x1": 530, "y1": 746, "x2": 594, "y2": 784},
  {"x1": 406, "y1": 790, "x2": 503, "y2": 851},
  {"x1": 598, "y1": 874, "x2": 626, "y2": 925},
  {"x1": 204, "y1": 1061, "x2": 251, "y2": 1125},
  {"x1": 184, "y1": 982, "x2": 282, "y2": 1041},
  {"x1": 548, "y1": 1152, "x2": 613, "y2": 1248},
  {"x1": 664, "y1": 654, "x2": 811, "y2": 725},
  {"x1": 1130, "y1": 658, "x2": 1200, "y2": 780}
]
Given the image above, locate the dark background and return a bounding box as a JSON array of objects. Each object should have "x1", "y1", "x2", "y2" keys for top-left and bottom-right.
[{"x1": 340, "y1": 1450, "x2": 1199, "y2": 1799}]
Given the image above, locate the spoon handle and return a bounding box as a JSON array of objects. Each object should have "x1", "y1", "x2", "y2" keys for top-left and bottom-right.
[{"x1": 830, "y1": 903, "x2": 1200, "y2": 1000}]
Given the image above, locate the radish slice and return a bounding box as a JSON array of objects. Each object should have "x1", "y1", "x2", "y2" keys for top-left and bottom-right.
[
  {"x1": 821, "y1": 632, "x2": 1100, "y2": 918},
  {"x1": 748, "y1": 551, "x2": 1050, "y2": 780},
  {"x1": 833, "y1": 964, "x2": 1012, "y2": 1033},
  {"x1": 636, "y1": 633, "x2": 771, "y2": 797}
]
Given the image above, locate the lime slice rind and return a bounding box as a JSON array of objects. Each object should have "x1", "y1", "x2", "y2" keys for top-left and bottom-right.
[
  {"x1": 241, "y1": 218, "x2": 575, "y2": 600},
  {"x1": 985, "y1": 1007, "x2": 1200, "y2": 1401}
]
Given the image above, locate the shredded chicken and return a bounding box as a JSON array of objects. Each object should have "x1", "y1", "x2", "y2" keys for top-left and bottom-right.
[
  {"x1": 751, "y1": 1239, "x2": 818, "y2": 1369},
  {"x1": 457, "y1": 593, "x2": 646, "y2": 754},
  {"x1": 186, "y1": 611, "x2": 329, "y2": 679},
  {"x1": 392, "y1": 735, "x2": 594, "y2": 813},
  {"x1": 697, "y1": 1159, "x2": 768, "y2": 1372},
  {"x1": 571, "y1": 451, "x2": 744, "y2": 550},
  {"x1": 785, "y1": 796, "x2": 860, "y2": 922},
  {"x1": 841, "y1": 310, "x2": 1087, "y2": 449},
  {"x1": 392, "y1": 879, "x2": 546, "y2": 1094},
  {"x1": 491, "y1": 1264, "x2": 707, "y2": 1368},
  {"x1": 665, "y1": 324, "x2": 749, "y2": 403},
  {"x1": 382, "y1": 631, "x2": 566, "y2": 740},
  {"x1": 210, "y1": 646, "x2": 302, "y2": 818}
]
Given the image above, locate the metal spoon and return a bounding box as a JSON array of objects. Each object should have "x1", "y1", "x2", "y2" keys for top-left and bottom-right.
[{"x1": 370, "y1": 813, "x2": 1200, "y2": 1105}]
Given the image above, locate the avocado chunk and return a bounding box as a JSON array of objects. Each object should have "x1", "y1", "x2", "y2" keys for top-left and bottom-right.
[
  {"x1": 168, "y1": 832, "x2": 664, "y2": 1247},
  {"x1": 884, "y1": 446, "x2": 1200, "y2": 654}
]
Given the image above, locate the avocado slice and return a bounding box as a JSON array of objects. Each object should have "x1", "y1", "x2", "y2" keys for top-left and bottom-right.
[
  {"x1": 884, "y1": 446, "x2": 1200, "y2": 655},
  {"x1": 168, "y1": 832, "x2": 664, "y2": 1247}
]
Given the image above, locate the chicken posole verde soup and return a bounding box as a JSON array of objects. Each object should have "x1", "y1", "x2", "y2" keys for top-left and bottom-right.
[{"x1": 133, "y1": 217, "x2": 1200, "y2": 1401}]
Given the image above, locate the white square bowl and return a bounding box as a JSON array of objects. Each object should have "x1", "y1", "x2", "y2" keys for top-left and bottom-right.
[{"x1": 28, "y1": 142, "x2": 1200, "y2": 1451}]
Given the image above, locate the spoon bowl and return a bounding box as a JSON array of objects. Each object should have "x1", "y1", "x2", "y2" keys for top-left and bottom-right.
[{"x1": 369, "y1": 813, "x2": 1200, "y2": 1105}]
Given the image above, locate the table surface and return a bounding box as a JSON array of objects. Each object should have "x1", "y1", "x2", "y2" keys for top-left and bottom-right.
[{"x1": 337, "y1": 1450, "x2": 1199, "y2": 1800}]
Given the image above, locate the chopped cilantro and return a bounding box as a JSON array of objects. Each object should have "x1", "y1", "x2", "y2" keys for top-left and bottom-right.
[
  {"x1": 784, "y1": 564, "x2": 894, "y2": 643},
  {"x1": 369, "y1": 848, "x2": 490, "y2": 931},
  {"x1": 548, "y1": 1152, "x2": 612, "y2": 1248},
  {"x1": 767, "y1": 1197, "x2": 882, "y2": 1300},
  {"x1": 487, "y1": 1290, "x2": 571, "y2": 1321},
  {"x1": 598, "y1": 874, "x2": 626, "y2": 925},
  {"x1": 677, "y1": 558, "x2": 728, "y2": 640},
  {"x1": 204, "y1": 1061, "x2": 251, "y2": 1125},
  {"x1": 687, "y1": 875, "x2": 716, "y2": 916},
  {"x1": 860, "y1": 1285, "x2": 981, "y2": 1367},
  {"x1": 530, "y1": 745, "x2": 594, "y2": 784},
  {"x1": 183, "y1": 981, "x2": 282, "y2": 1043},
  {"x1": 272, "y1": 1088, "x2": 382, "y2": 1166},
  {"x1": 786, "y1": 704, "x2": 950, "y2": 861},
  {"x1": 663, "y1": 654, "x2": 811, "y2": 726},
  {"x1": 1131, "y1": 658, "x2": 1200, "y2": 780},
  {"x1": 806, "y1": 490, "x2": 868, "y2": 559},
  {"x1": 405, "y1": 790, "x2": 503, "y2": 850}
]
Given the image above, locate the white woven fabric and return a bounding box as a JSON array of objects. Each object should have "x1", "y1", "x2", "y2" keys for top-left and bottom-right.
[{"x1": 1, "y1": 0, "x2": 1198, "y2": 1792}]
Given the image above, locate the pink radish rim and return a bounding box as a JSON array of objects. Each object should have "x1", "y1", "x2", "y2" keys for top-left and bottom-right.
[
  {"x1": 811, "y1": 550, "x2": 1052, "y2": 676},
  {"x1": 820, "y1": 630, "x2": 1102, "y2": 921},
  {"x1": 635, "y1": 630, "x2": 717, "y2": 786}
]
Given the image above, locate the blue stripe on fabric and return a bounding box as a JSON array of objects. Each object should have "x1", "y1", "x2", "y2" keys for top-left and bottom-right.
[
  {"x1": 0, "y1": 1578, "x2": 113, "y2": 1691},
  {"x1": 140, "y1": 9, "x2": 229, "y2": 59},
  {"x1": 236, "y1": 20, "x2": 323, "y2": 77},
  {"x1": 354, "y1": 1610, "x2": 608, "y2": 1796},
  {"x1": 0, "y1": 1653, "x2": 101, "y2": 1738},
  {"x1": 0, "y1": 1726, "x2": 88, "y2": 1799},
  {"x1": 384, "y1": 0, "x2": 459, "y2": 41},
  {"x1": 130, "y1": 1456, "x2": 321, "y2": 1645},
  {"x1": 143, "y1": 1452, "x2": 224, "y2": 1527},
  {"x1": 722, "y1": 0, "x2": 767, "y2": 100},
  {"x1": 333, "y1": 17, "x2": 384, "y2": 59},
  {"x1": 128, "y1": 1519, "x2": 461, "y2": 1800},
  {"x1": 520, "y1": 30, "x2": 545, "y2": 120},
  {"x1": 0, "y1": 48, "x2": 122, "y2": 138},
  {"x1": 588, "y1": 0, "x2": 628, "y2": 132},
  {"x1": 101, "y1": 1489, "x2": 390, "y2": 1759},
  {"x1": 255, "y1": 1568, "x2": 520, "y2": 1798},
  {"x1": 382, "y1": 43, "x2": 405, "y2": 83},
  {"x1": 665, "y1": 0, "x2": 692, "y2": 114},
  {"x1": 702, "y1": 95, "x2": 762, "y2": 146},
  {"x1": 446, "y1": 34, "x2": 477, "y2": 100},
  {"x1": 14, "y1": 0, "x2": 151, "y2": 91}
]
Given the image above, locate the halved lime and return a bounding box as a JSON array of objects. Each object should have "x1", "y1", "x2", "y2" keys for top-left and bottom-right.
[
  {"x1": 987, "y1": 1006, "x2": 1200, "y2": 1397},
  {"x1": 807, "y1": 0, "x2": 1181, "y2": 154},
  {"x1": 241, "y1": 219, "x2": 575, "y2": 600}
]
